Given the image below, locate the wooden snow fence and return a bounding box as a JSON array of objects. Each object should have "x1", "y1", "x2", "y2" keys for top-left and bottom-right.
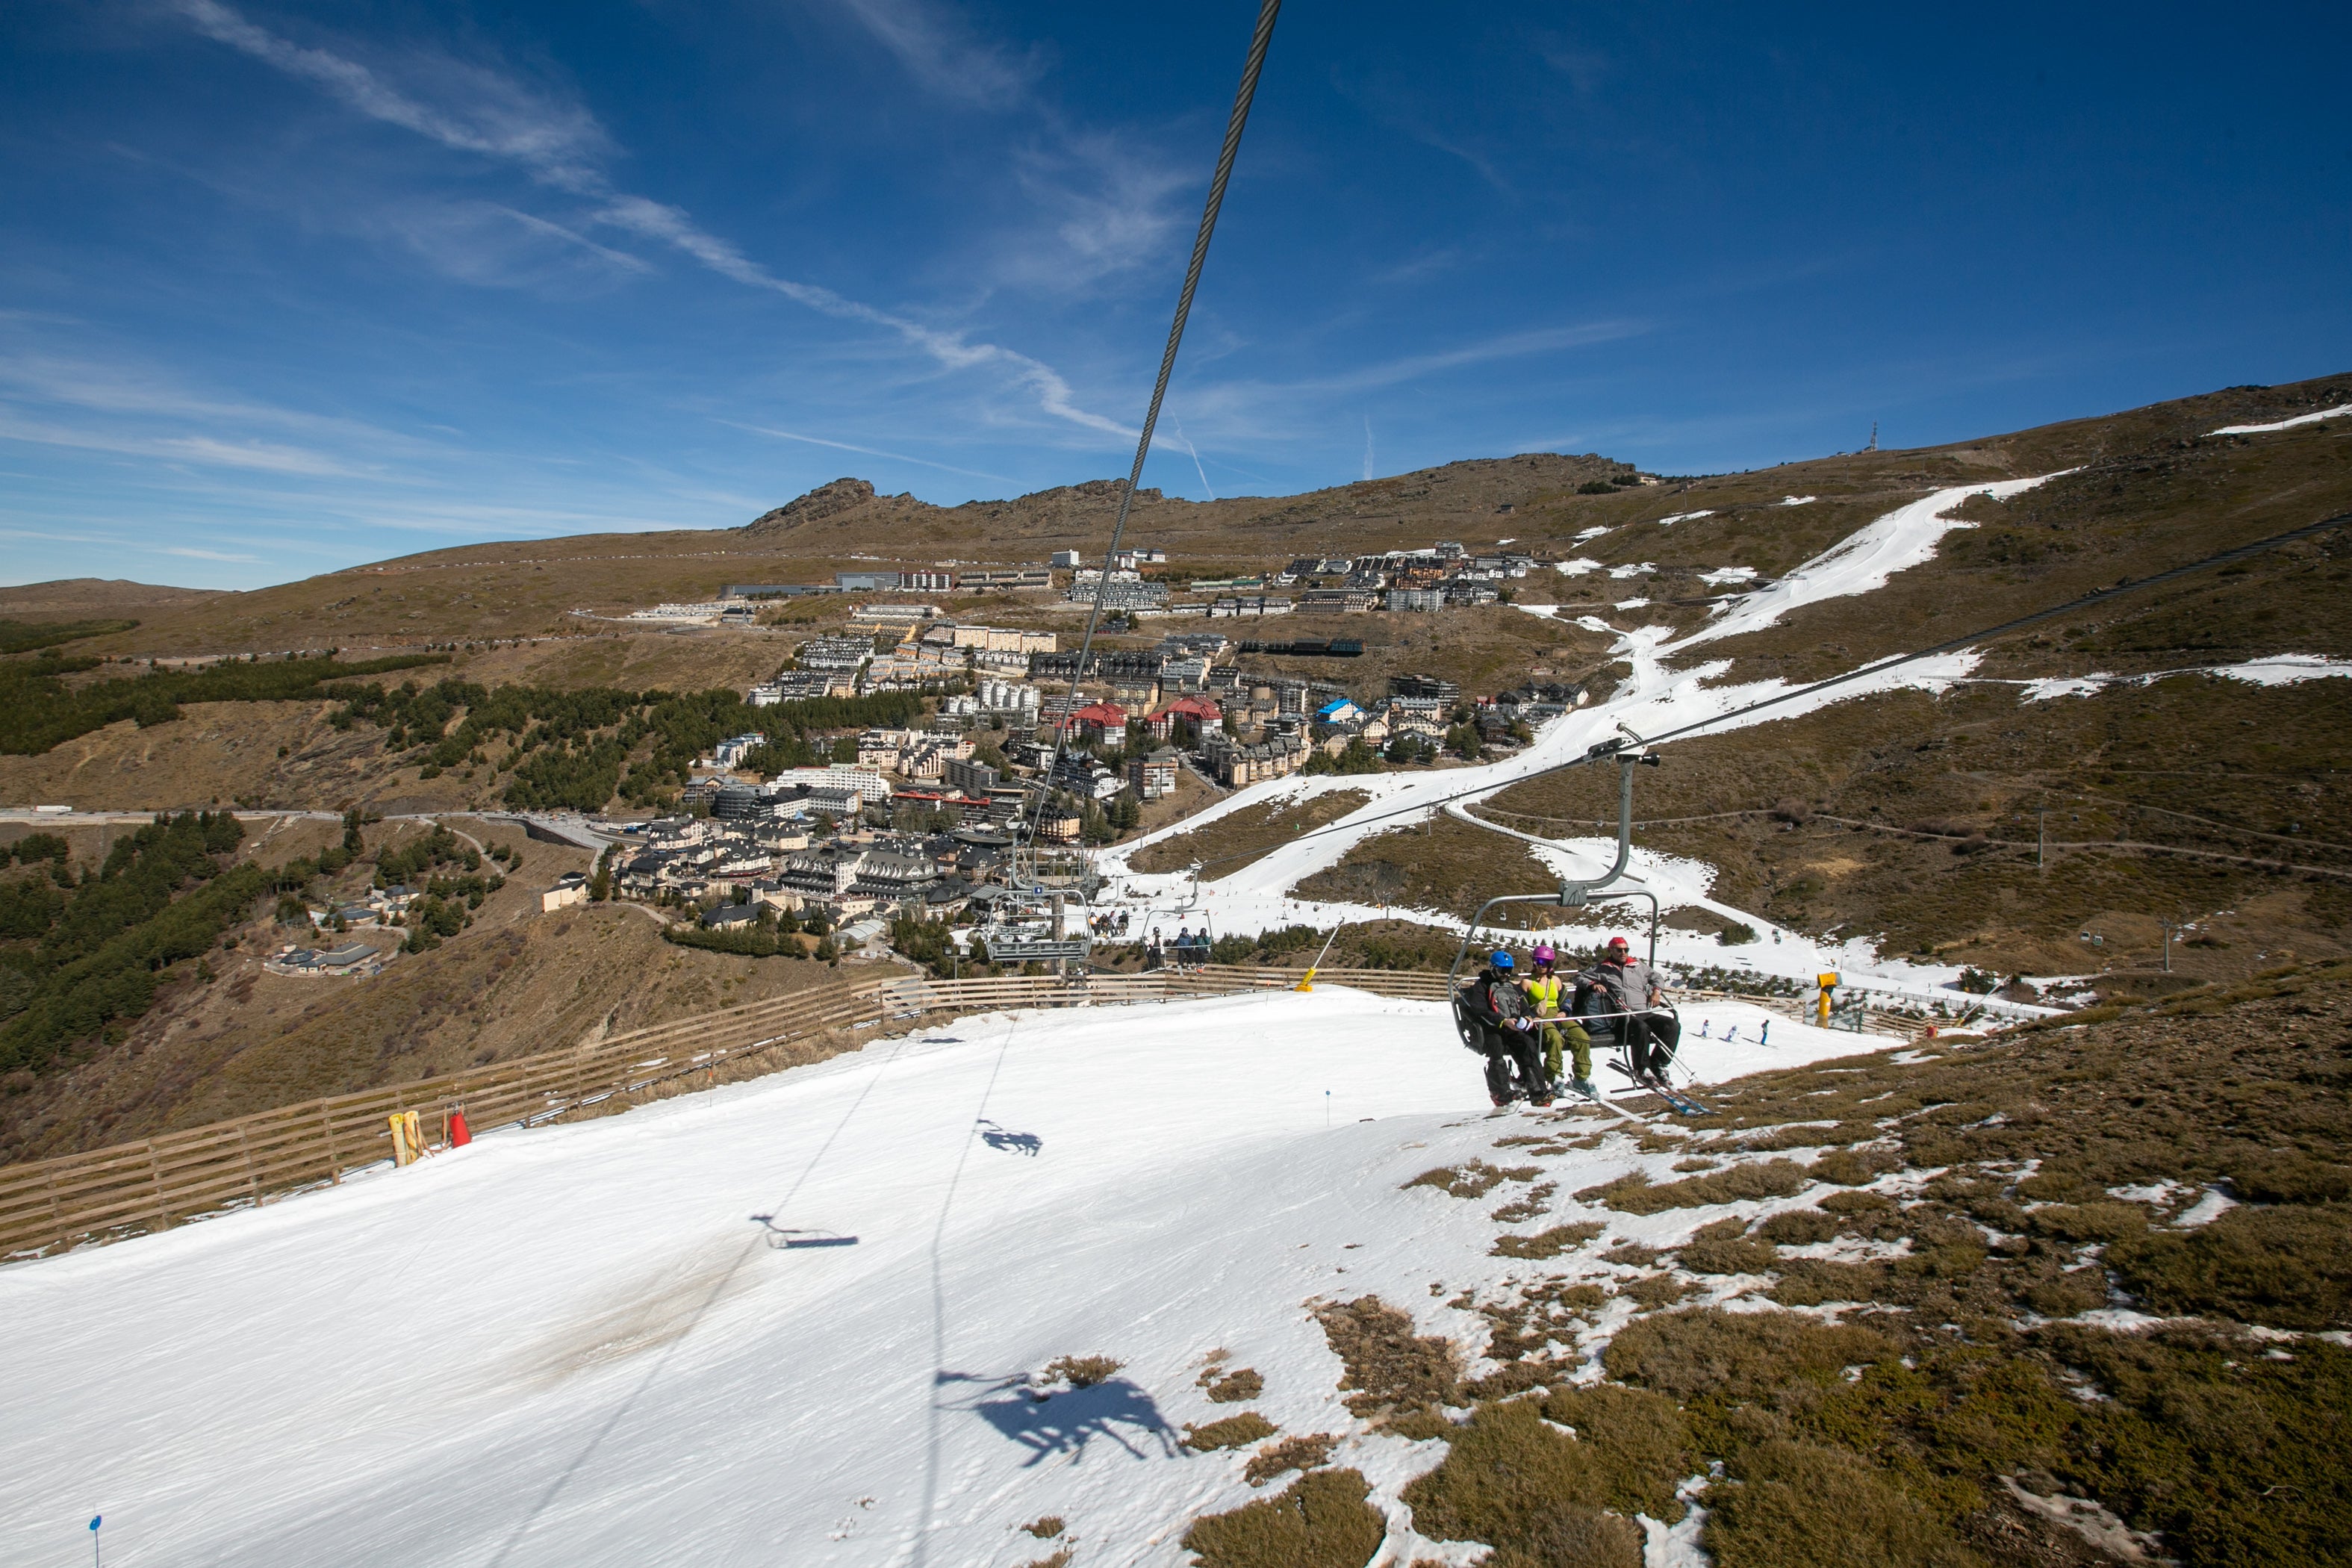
[{"x1": 0, "y1": 964, "x2": 1454, "y2": 1260}]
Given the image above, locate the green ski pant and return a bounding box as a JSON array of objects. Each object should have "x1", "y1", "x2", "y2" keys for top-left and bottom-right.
[{"x1": 1537, "y1": 1021, "x2": 1591, "y2": 1083}]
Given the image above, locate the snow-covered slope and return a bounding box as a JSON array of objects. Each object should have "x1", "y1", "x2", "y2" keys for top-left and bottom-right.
[
  {"x1": 1099, "y1": 479, "x2": 2071, "y2": 1009},
  {"x1": 3, "y1": 989, "x2": 1888, "y2": 1568}
]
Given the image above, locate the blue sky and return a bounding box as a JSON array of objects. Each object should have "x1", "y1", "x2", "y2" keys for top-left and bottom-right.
[{"x1": 3, "y1": 1, "x2": 2346, "y2": 590}]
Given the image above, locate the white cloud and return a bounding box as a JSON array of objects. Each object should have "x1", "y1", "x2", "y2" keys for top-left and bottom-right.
[
  {"x1": 161, "y1": 545, "x2": 264, "y2": 562},
  {"x1": 167, "y1": 0, "x2": 1128, "y2": 437},
  {"x1": 826, "y1": 0, "x2": 1042, "y2": 108},
  {"x1": 724, "y1": 421, "x2": 1012, "y2": 484},
  {"x1": 0, "y1": 412, "x2": 371, "y2": 477}
]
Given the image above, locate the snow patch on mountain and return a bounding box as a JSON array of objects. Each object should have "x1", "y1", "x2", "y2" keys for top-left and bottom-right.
[
  {"x1": 1667, "y1": 474, "x2": 2065, "y2": 653},
  {"x1": 2207, "y1": 404, "x2": 2351, "y2": 435}
]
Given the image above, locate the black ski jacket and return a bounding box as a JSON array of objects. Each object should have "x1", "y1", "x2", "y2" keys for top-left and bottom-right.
[{"x1": 1460, "y1": 971, "x2": 1531, "y2": 1031}]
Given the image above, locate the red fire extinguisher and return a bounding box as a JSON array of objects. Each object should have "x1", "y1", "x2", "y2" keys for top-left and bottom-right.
[{"x1": 448, "y1": 1107, "x2": 472, "y2": 1148}]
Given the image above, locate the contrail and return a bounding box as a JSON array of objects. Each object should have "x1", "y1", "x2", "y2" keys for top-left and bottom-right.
[
  {"x1": 1362, "y1": 414, "x2": 1375, "y2": 481},
  {"x1": 1171, "y1": 418, "x2": 1216, "y2": 500}
]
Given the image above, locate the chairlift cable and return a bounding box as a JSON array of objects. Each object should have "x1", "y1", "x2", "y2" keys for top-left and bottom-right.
[{"x1": 1021, "y1": 0, "x2": 1284, "y2": 862}]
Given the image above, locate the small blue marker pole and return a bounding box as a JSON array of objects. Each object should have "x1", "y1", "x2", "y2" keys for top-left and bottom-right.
[
  {"x1": 1325, "y1": 1089, "x2": 1331, "y2": 1129},
  {"x1": 90, "y1": 1515, "x2": 102, "y2": 1568}
]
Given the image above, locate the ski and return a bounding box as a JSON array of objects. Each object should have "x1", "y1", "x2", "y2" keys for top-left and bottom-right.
[
  {"x1": 1605, "y1": 1057, "x2": 1708, "y2": 1116},
  {"x1": 1654, "y1": 1082, "x2": 1710, "y2": 1116}
]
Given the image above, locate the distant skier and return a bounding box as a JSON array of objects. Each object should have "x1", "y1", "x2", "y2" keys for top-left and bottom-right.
[
  {"x1": 1578, "y1": 936, "x2": 1679, "y2": 1085},
  {"x1": 1521, "y1": 944, "x2": 1595, "y2": 1098},
  {"x1": 1459, "y1": 949, "x2": 1551, "y2": 1107}
]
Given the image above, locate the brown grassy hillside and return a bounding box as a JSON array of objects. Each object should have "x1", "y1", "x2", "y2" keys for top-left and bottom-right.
[{"x1": 0, "y1": 814, "x2": 856, "y2": 1163}]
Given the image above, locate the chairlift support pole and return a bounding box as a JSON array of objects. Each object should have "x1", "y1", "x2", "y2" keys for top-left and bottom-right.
[{"x1": 1446, "y1": 729, "x2": 1658, "y2": 988}]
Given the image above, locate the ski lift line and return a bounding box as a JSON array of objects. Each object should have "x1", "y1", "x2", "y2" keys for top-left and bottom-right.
[
  {"x1": 1174, "y1": 507, "x2": 2352, "y2": 878},
  {"x1": 1021, "y1": 0, "x2": 1284, "y2": 863},
  {"x1": 910, "y1": 1014, "x2": 1027, "y2": 1568}
]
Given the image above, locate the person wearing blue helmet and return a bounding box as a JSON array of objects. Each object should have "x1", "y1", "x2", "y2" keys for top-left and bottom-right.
[{"x1": 1458, "y1": 948, "x2": 1550, "y2": 1107}]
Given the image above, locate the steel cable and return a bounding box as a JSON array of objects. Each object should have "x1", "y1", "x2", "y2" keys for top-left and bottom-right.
[{"x1": 1021, "y1": 0, "x2": 1282, "y2": 859}]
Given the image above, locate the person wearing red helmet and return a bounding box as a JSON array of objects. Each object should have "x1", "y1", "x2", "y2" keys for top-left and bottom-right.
[
  {"x1": 1521, "y1": 944, "x2": 1594, "y2": 1098},
  {"x1": 1576, "y1": 936, "x2": 1681, "y2": 1086}
]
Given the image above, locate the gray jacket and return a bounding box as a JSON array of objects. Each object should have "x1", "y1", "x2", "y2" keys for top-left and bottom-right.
[{"x1": 1577, "y1": 958, "x2": 1662, "y2": 1022}]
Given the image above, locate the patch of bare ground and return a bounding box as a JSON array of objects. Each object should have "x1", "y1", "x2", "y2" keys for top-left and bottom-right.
[
  {"x1": 1180, "y1": 1467, "x2": 1387, "y2": 1568},
  {"x1": 447, "y1": 629, "x2": 796, "y2": 696},
  {"x1": 1288, "y1": 815, "x2": 1568, "y2": 926},
  {"x1": 1181, "y1": 1412, "x2": 1277, "y2": 1452},
  {"x1": 0, "y1": 579, "x2": 223, "y2": 617},
  {"x1": 1130, "y1": 760, "x2": 1220, "y2": 838},
  {"x1": 1127, "y1": 788, "x2": 1372, "y2": 877},
  {"x1": 0, "y1": 703, "x2": 397, "y2": 814},
  {"x1": 1313, "y1": 1295, "x2": 1462, "y2": 1429},
  {"x1": 1244, "y1": 1431, "x2": 1337, "y2": 1486}
]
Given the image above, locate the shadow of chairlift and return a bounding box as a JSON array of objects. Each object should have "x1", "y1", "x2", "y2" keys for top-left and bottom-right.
[{"x1": 750, "y1": 1214, "x2": 860, "y2": 1251}]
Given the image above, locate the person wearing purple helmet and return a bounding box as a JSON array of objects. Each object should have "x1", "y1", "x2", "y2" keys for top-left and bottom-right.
[{"x1": 1521, "y1": 944, "x2": 1595, "y2": 1097}]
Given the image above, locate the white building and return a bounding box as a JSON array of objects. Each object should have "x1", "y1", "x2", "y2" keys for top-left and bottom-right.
[
  {"x1": 625, "y1": 600, "x2": 751, "y2": 623},
  {"x1": 766, "y1": 765, "x2": 891, "y2": 803}
]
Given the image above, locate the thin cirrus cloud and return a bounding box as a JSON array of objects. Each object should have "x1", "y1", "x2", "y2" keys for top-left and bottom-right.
[
  {"x1": 1175, "y1": 320, "x2": 1649, "y2": 438},
  {"x1": 725, "y1": 421, "x2": 1015, "y2": 485},
  {"x1": 161, "y1": 545, "x2": 264, "y2": 563},
  {"x1": 0, "y1": 413, "x2": 370, "y2": 478},
  {"x1": 0, "y1": 346, "x2": 417, "y2": 477},
  {"x1": 166, "y1": 0, "x2": 1132, "y2": 440},
  {"x1": 826, "y1": 0, "x2": 1045, "y2": 109}
]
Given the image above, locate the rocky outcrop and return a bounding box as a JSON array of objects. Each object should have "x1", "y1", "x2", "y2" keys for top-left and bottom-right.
[{"x1": 741, "y1": 478, "x2": 884, "y2": 535}]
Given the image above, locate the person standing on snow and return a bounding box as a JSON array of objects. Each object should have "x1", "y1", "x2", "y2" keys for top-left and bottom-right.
[
  {"x1": 1459, "y1": 949, "x2": 1551, "y2": 1107},
  {"x1": 1578, "y1": 936, "x2": 1679, "y2": 1083},
  {"x1": 1521, "y1": 944, "x2": 1595, "y2": 1097}
]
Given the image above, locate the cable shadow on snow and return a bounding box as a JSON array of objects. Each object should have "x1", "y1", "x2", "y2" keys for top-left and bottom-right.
[{"x1": 939, "y1": 1371, "x2": 1178, "y2": 1466}]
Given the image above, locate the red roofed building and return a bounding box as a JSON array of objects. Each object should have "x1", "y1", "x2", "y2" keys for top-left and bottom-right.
[
  {"x1": 1147, "y1": 695, "x2": 1222, "y2": 740},
  {"x1": 1063, "y1": 701, "x2": 1128, "y2": 743}
]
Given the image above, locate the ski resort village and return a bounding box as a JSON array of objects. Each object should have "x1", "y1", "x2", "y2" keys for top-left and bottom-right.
[{"x1": 4, "y1": 6, "x2": 2349, "y2": 1568}]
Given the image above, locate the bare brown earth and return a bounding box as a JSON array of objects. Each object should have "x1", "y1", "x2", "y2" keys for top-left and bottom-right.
[
  {"x1": 1290, "y1": 815, "x2": 1563, "y2": 930},
  {"x1": 1130, "y1": 789, "x2": 1376, "y2": 877},
  {"x1": 0, "y1": 815, "x2": 857, "y2": 1162},
  {"x1": 0, "y1": 700, "x2": 521, "y2": 816},
  {"x1": 0, "y1": 579, "x2": 225, "y2": 617}
]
